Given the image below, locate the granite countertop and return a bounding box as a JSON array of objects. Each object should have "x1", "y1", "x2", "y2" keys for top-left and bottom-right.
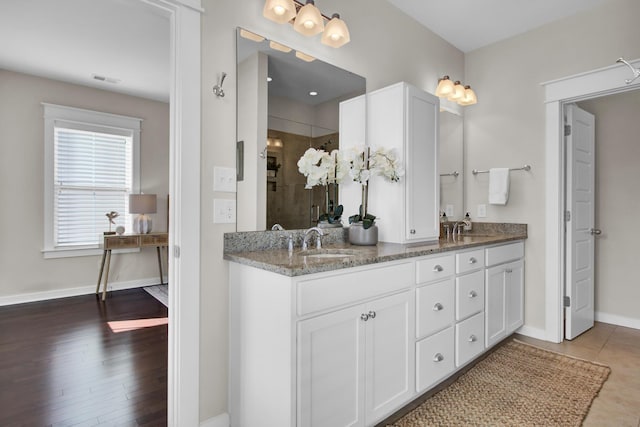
[{"x1": 224, "y1": 225, "x2": 527, "y2": 277}]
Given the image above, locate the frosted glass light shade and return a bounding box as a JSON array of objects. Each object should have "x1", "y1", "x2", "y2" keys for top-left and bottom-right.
[
  {"x1": 293, "y1": 1, "x2": 324, "y2": 37},
  {"x1": 435, "y1": 76, "x2": 454, "y2": 97},
  {"x1": 460, "y1": 86, "x2": 478, "y2": 106},
  {"x1": 321, "y1": 13, "x2": 350, "y2": 48},
  {"x1": 448, "y1": 81, "x2": 465, "y2": 101},
  {"x1": 263, "y1": 0, "x2": 297, "y2": 24}
]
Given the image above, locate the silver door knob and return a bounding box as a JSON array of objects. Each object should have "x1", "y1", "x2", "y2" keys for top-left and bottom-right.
[
  {"x1": 433, "y1": 303, "x2": 444, "y2": 311},
  {"x1": 590, "y1": 228, "x2": 602, "y2": 235},
  {"x1": 368, "y1": 310, "x2": 376, "y2": 319},
  {"x1": 468, "y1": 290, "x2": 477, "y2": 298},
  {"x1": 468, "y1": 257, "x2": 477, "y2": 264},
  {"x1": 433, "y1": 353, "x2": 444, "y2": 362},
  {"x1": 410, "y1": 229, "x2": 416, "y2": 234},
  {"x1": 360, "y1": 313, "x2": 369, "y2": 321},
  {"x1": 468, "y1": 334, "x2": 477, "y2": 342},
  {"x1": 432, "y1": 264, "x2": 444, "y2": 272}
]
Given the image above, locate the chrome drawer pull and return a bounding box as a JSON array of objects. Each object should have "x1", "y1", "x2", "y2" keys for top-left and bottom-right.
[
  {"x1": 468, "y1": 335, "x2": 477, "y2": 343},
  {"x1": 433, "y1": 303, "x2": 444, "y2": 311},
  {"x1": 432, "y1": 264, "x2": 444, "y2": 272},
  {"x1": 433, "y1": 353, "x2": 444, "y2": 362},
  {"x1": 368, "y1": 310, "x2": 376, "y2": 319},
  {"x1": 468, "y1": 290, "x2": 477, "y2": 298},
  {"x1": 468, "y1": 257, "x2": 477, "y2": 264},
  {"x1": 360, "y1": 313, "x2": 369, "y2": 321}
]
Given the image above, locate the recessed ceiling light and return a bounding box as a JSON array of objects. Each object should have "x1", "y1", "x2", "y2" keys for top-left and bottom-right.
[
  {"x1": 267, "y1": 77, "x2": 273, "y2": 82},
  {"x1": 309, "y1": 91, "x2": 318, "y2": 96}
]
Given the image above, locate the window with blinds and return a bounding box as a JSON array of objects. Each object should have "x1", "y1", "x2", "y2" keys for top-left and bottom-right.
[
  {"x1": 54, "y1": 127, "x2": 133, "y2": 247},
  {"x1": 43, "y1": 103, "x2": 141, "y2": 258}
]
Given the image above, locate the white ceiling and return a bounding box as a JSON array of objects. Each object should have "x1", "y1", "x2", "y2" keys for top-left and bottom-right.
[
  {"x1": 386, "y1": 0, "x2": 614, "y2": 52},
  {"x1": 0, "y1": 0, "x2": 617, "y2": 102},
  {"x1": 0, "y1": 0, "x2": 170, "y2": 102}
]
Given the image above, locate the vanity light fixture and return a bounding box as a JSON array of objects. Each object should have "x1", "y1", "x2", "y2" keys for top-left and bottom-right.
[
  {"x1": 267, "y1": 137, "x2": 284, "y2": 148},
  {"x1": 263, "y1": 0, "x2": 297, "y2": 24},
  {"x1": 435, "y1": 76, "x2": 478, "y2": 106},
  {"x1": 269, "y1": 40, "x2": 292, "y2": 53},
  {"x1": 239, "y1": 29, "x2": 265, "y2": 42},
  {"x1": 295, "y1": 51, "x2": 316, "y2": 62},
  {"x1": 262, "y1": 0, "x2": 350, "y2": 48}
]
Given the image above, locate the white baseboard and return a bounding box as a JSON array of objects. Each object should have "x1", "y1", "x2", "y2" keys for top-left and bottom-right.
[
  {"x1": 515, "y1": 324, "x2": 547, "y2": 341},
  {"x1": 0, "y1": 276, "x2": 168, "y2": 307},
  {"x1": 596, "y1": 311, "x2": 640, "y2": 330},
  {"x1": 200, "y1": 412, "x2": 230, "y2": 427}
]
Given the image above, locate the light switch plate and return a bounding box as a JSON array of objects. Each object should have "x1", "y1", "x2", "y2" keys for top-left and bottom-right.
[
  {"x1": 477, "y1": 204, "x2": 487, "y2": 218},
  {"x1": 213, "y1": 167, "x2": 236, "y2": 192},
  {"x1": 213, "y1": 199, "x2": 236, "y2": 223},
  {"x1": 445, "y1": 204, "x2": 454, "y2": 218}
]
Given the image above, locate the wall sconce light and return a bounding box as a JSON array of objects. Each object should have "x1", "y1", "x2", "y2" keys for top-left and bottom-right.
[
  {"x1": 435, "y1": 75, "x2": 478, "y2": 106},
  {"x1": 262, "y1": 0, "x2": 350, "y2": 48},
  {"x1": 267, "y1": 137, "x2": 284, "y2": 148}
]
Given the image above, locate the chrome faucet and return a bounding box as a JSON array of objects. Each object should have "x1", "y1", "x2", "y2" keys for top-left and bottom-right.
[
  {"x1": 302, "y1": 227, "x2": 324, "y2": 250},
  {"x1": 271, "y1": 223, "x2": 285, "y2": 231},
  {"x1": 452, "y1": 221, "x2": 464, "y2": 236}
]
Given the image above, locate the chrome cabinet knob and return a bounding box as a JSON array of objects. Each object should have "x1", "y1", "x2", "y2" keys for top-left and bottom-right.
[
  {"x1": 468, "y1": 334, "x2": 477, "y2": 343},
  {"x1": 468, "y1": 290, "x2": 477, "y2": 298},
  {"x1": 432, "y1": 264, "x2": 444, "y2": 272},
  {"x1": 410, "y1": 229, "x2": 416, "y2": 234},
  {"x1": 433, "y1": 303, "x2": 444, "y2": 311},
  {"x1": 505, "y1": 268, "x2": 513, "y2": 273},
  {"x1": 368, "y1": 310, "x2": 376, "y2": 319},
  {"x1": 360, "y1": 313, "x2": 369, "y2": 321},
  {"x1": 468, "y1": 257, "x2": 477, "y2": 264},
  {"x1": 590, "y1": 228, "x2": 602, "y2": 235},
  {"x1": 433, "y1": 353, "x2": 444, "y2": 362}
]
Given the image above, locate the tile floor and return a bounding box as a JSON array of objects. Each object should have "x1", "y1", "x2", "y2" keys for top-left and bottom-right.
[{"x1": 516, "y1": 322, "x2": 640, "y2": 427}]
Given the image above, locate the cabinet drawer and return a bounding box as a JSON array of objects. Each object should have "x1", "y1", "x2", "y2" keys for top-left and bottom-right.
[
  {"x1": 416, "y1": 327, "x2": 454, "y2": 392},
  {"x1": 416, "y1": 254, "x2": 455, "y2": 284},
  {"x1": 455, "y1": 312, "x2": 485, "y2": 367},
  {"x1": 455, "y1": 270, "x2": 484, "y2": 321},
  {"x1": 485, "y1": 241, "x2": 524, "y2": 267},
  {"x1": 456, "y1": 249, "x2": 484, "y2": 274},
  {"x1": 416, "y1": 279, "x2": 454, "y2": 338},
  {"x1": 104, "y1": 235, "x2": 139, "y2": 249},
  {"x1": 297, "y1": 262, "x2": 413, "y2": 316},
  {"x1": 141, "y1": 233, "x2": 168, "y2": 246}
]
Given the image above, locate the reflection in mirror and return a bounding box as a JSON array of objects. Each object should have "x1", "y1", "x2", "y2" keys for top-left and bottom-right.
[
  {"x1": 439, "y1": 110, "x2": 464, "y2": 220},
  {"x1": 236, "y1": 28, "x2": 366, "y2": 231}
]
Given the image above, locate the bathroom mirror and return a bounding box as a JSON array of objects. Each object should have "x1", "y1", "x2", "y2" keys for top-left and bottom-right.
[
  {"x1": 439, "y1": 110, "x2": 464, "y2": 220},
  {"x1": 236, "y1": 27, "x2": 366, "y2": 231}
]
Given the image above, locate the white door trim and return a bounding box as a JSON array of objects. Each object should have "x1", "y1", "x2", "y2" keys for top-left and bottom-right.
[
  {"x1": 543, "y1": 58, "x2": 640, "y2": 343},
  {"x1": 140, "y1": 0, "x2": 202, "y2": 425}
]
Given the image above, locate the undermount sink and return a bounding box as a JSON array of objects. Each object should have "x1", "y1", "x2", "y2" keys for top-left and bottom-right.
[{"x1": 299, "y1": 249, "x2": 359, "y2": 258}]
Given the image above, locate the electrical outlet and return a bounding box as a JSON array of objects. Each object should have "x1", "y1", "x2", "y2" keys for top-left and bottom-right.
[
  {"x1": 477, "y1": 204, "x2": 487, "y2": 218},
  {"x1": 445, "y1": 204, "x2": 454, "y2": 218},
  {"x1": 213, "y1": 199, "x2": 236, "y2": 223},
  {"x1": 213, "y1": 167, "x2": 236, "y2": 192}
]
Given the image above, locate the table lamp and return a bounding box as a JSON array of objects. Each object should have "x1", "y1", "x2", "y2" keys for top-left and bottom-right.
[{"x1": 129, "y1": 194, "x2": 157, "y2": 234}]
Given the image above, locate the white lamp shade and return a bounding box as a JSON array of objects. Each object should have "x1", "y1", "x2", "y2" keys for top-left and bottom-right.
[
  {"x1": 263, "y1": 0, "x2": 297, "y2": 24},
  {"x1": 321, "y1": 14, "x2": 350, "y2": 48},
  {"x1": 460, "y1": 86, "x2": 478, "y2": 106},
  {"x1": 447, "y1": 81, "x2": 465, "y2": 101},
  {"x1": 293, "y1": 1, "x2": 324, "y2": 37},
  {"x1": 129, "y1": 194, "x2": 157, "y2": 214},
  {"x1": 435, "y1": 77, "x2": 454, "y2": 97}
]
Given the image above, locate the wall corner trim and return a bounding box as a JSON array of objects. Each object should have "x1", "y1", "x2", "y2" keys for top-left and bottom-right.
[{"x1": 200, "y1": 412, "x2": 230, "y2": 427}]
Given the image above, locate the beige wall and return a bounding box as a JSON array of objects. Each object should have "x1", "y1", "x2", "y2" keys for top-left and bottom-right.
[
  {"x1": 578, "y1": 90, "x2": 640, "y2": 324},
  {"x1": 0, "y1": 69, "x2": 169, "y2": 298},
  {"x1": 464, "y1": 0, "x2": 640, "y2": 332},
  {"x1": 200, "y1": 0, "x2": 464, "y2": 421}
]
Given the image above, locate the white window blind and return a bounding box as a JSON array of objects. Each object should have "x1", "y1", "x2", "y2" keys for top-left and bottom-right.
[{"x1": 54, "y1": 127, "x2": 133, "y2": 247}]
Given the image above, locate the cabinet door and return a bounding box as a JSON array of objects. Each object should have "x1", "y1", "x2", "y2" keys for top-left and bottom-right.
[
  {"x1": 365, "y1": 291, "x2": 414, "y2": 425},
  {"x1": 485, "y1": 264, "x2": 507, "y2": 348},
  {"x1": 298, "y1": 305, "x2": 366, "y2": 427},
  {"x1": 506, "y1": 260, "x2": 524, "y2": 334},
  {"x1": 405, "y1": 85, "x2": 439, "y2": 242}
]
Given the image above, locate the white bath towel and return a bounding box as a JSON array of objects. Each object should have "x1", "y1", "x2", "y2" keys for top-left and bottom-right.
[{"x1": 489, "y1": 168, "x2": 510, "y2": 205}]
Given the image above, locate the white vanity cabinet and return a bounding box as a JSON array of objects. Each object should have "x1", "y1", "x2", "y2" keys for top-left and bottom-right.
[
  {"x1": 367, "y1": 82, "x2": 439, "y2": 244},
  {"x1": 485, "y1": 242, "x2": 525, "y2": 348}
]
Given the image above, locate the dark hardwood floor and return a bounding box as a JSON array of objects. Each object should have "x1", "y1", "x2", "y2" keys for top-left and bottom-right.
[{"x1": 0, "y1": 288, "x2": 168, "y2": 426}]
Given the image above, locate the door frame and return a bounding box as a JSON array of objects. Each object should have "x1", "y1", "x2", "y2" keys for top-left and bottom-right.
[
  {"x1": 142, "y1": 0, "x2": 202, "y2": 424},
  {"x1": 543, "y1": 58, "x2": 640, "y2": 343}
]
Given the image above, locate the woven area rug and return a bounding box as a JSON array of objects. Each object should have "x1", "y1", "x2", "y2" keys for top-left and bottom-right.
[
  {"x1": 387, "y1": 340, "x2": 610, "y2": 427},
  {"x1": 143, "y1": 284, "x2": 168, "y2": 308}
]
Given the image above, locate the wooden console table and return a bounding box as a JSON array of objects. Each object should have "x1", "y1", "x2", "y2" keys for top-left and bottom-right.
[{"x1": 96, "y1": 232, "x2": 168, "y2": 301}]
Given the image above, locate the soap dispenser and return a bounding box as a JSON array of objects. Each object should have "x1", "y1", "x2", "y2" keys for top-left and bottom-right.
[{"x1": 463, "y1": 212, "x2": 473, "y2": 231}]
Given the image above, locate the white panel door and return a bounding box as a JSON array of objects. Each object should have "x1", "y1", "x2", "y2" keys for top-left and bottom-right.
[
  {"x1": 565, "y1": 104, "x2": 596, "y2": 340},
  {"x1": 298, "y1": 305, "x2": 365, "y2": 427},
  {"x1": 365, "y1": 291, "x2": 414, "y2": 425}
]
